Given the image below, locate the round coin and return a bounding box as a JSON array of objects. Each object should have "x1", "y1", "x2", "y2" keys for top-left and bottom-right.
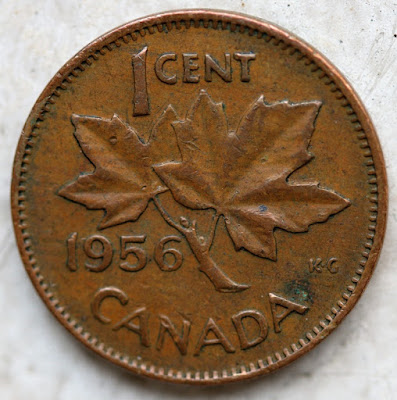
[{"x1": 11, "y1": 10, "x2": 387, "y2": 384}]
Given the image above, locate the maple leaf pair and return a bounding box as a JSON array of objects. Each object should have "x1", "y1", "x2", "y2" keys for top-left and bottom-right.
[{"x1": 59, "y1": 90, "x2": 349, "y2": 292}]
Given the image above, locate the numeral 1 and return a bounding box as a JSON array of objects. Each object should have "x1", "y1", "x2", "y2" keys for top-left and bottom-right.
[
  {"x1": 131, "y1": 46, "x2": 149, "y2": 116},
  {"x1": 66, "y1": 232, "x2": 78, "y2": 271}
]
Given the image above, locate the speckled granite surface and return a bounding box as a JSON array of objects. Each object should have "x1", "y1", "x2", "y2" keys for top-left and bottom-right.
[{"x1": 0, "y1": 1, "x2": 396, "y2": 399}]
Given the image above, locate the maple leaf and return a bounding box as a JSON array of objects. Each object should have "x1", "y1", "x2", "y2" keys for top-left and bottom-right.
[
  {"x1": 58, "y1": 106, "x2": 180, "y2": 229},
  {"x1": 154, "y1": 90, "x2": 350, "y2": 260}
]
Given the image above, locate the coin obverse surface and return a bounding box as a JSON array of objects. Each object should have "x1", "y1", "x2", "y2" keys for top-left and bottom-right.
[{"x1": 11, "y1": 10, "x2": 387, "y2": 384}]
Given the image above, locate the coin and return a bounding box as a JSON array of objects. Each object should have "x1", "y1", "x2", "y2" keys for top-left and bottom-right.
[{"x1": 11, "y1": 10, "x2": 387, "y2": 384}]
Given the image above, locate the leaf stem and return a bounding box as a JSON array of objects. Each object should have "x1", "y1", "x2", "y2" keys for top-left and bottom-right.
[
  {"x1": 204, "y1": 212, "x2": 220, "y2": 252},
  {"x1": 152, "y1": 195, "x2": 249, "y2": 293},
  {"x1": 152, "y1": 196, "x2": 186, "y2": 234}
]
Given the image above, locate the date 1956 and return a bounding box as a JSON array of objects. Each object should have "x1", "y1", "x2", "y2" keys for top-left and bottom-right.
[{"x1": 66, "y1": 232, "x2": 183, "y2": 273}]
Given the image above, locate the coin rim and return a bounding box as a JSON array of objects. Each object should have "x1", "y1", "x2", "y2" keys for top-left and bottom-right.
[{"x1": 11, "y1": 9, "x2": 388, "y2": 385}]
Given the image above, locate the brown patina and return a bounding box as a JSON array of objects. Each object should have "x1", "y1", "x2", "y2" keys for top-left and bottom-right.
[{"x1": 11, "y1": 10, "x2": 387, "y2": 384}]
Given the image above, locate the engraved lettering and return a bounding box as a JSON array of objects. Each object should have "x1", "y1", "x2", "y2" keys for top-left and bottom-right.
[
  {"x1": 232, "y1": 310, "x2": 268, "y2": 350},
  {"x1": 194, "y1": 318, "x2": 235, "y2": 355},
  {"x1": 269, "y1": 293, "x2": 309, "y2": 333},
  {"x1": 131, "y1": 46, "x2": 149, "y2": 115},
  {"x1": 156, "y1": 314, "x2": 191, "y2": 355},
  {"x1": 183, "y1": 53, "x2": 200, "y2": 83},
  {"x1": 66, "y1": 232, "x2": 78, "y2": 271},
  {"x1": 308, "y1": 257, "x2": 322, "y2": 273},
  {"x1": 112, "y1": 307, "x2": 150, "y2": 347},
  {"x1": 205, "y1": 53, "x2": 232, "y2": 82},
  {"x1": 327, "y1": 257, "x2": 338, "y2": 273},
  {"x1": 120, "y1": 235, "x2": 147, "y2": 271},
  {"x1": 90, "y1": 285, "x2": 314, "y2": 353},
  {"x1": 309, "y1": 257, "x2": 339, "y2": 274},
  {"x1": 234, "y1": 52, "x2": 256, "y2": 82},
  {"x1": 155, "y1": 235, "x2": 183, "y2": 271},
  {"x1": 91, "y1": 286, "x2": 129, "y2": 324},
  {"x1": 152, "y1": 51, "x2": 257, "y2": 84},
  {"x1": 155, "y1": 53, "x2": 177, "y2": 84},
  {"x1": 84, "y1": 235, "x2": 113, "y2": 272}
]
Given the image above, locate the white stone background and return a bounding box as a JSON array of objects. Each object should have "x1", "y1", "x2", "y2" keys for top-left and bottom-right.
[{"x1": 0, "y1": 0, "x2": 396, "y2": 399}]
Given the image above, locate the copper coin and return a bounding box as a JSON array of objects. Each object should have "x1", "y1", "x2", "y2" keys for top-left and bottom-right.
[{"x1": 11, "y1": 10, "x2": 387, "y2": 384}]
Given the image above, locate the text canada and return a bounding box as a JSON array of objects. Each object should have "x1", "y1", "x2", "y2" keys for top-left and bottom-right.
[{"x1": 91, "y1": 286, "x2": 309, "y2": 356}]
